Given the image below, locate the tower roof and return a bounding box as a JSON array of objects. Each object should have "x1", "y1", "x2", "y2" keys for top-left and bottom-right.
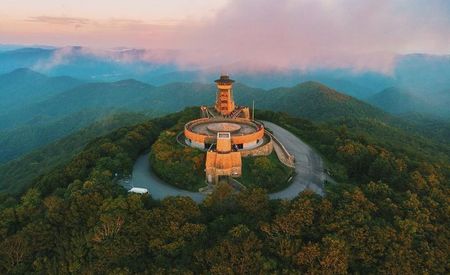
[{"x1": 215, "y1": 75, "x2": 235, "y2": 84}]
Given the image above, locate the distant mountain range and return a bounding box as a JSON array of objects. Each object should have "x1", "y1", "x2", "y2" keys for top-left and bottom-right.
[
  {"x1": 0, "y1": 46, "x2": 177, "y2": 83},
  {"x1": 367, "y1": 87, "x2": 424, "y2": 114},
  {"x1": 0, "y1": 68, "x2": 390, "y2": 131},
  {"x1": 0, "y1": 68, "x2": 82, "y2": 113},
  {"x1": 0, "y1": 112, "x2": 149, "y2": 194},
  {"x1": 255, "y1": 82, "x2": 391, "y2": 121},
  {"x1": 0, "y1": 68, "x2": 382, "y2": 163},
  {"x1": 0, "y1": 67, "x2": 448, "y2": 165},
  {"x1": 367, "y1": 87, "x2": 450, "y2": 118},
  {"x1": 1, "y1": 46, "x2": 450, "y2": 99}
]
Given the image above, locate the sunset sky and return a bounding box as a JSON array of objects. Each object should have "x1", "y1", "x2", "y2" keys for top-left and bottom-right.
[
  {"x1": 1, "y1": 0, "x2": 450, "y2": 71},
  {"x1": 0, "y1": 0, "x2": 228, "y2": 47}
]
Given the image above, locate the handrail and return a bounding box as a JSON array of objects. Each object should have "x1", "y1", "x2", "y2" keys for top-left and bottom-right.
[
  {"x1": 176, "y1": 131, "x2": 188, "y2": 147},
  {"x1": 229, "y1": 177, "x2": 247, "y2": 191},
  {"x1": 265, "y1": 130, "x2": 295, "y2": 168},
  {"x1": 185, "y1": 117, "x2": 264, "y2": 131},
  {"x1": 206, "y1": 108, "x2": 216, "y2": 118},
  {"x1": 231, "y1": 108, "x2": 243, "y2": 118}
]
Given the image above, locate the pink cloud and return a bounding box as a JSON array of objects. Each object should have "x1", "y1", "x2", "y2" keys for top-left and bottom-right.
[
  {"x1": 161, "y1": 0, "x2": 450, "y2": 73},
  {"x1": 6, "y1": 0, "x2": 450, "y2": 73}
]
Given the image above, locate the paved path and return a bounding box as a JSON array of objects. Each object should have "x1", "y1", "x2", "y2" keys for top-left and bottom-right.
[
  {"x1": 127, "y1": 121, "x2": 327, "y2": 201},
  {"x1": 127, "y1": 154, "x2": 205, "y2": 202},
  {"x1": 262, "y1": 121, "x2": 326, "y2": 198}
]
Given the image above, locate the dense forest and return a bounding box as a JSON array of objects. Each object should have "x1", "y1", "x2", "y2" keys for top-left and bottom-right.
[
  {"x1": 0, "y1": 112, "x2": 150, "y2": 195},
  {"x1": 0, "y1": 108, "x2": 448, "y2": 273},
  {"x1": 240, "y1": 152, "x2": 294, "y2": 192},
  {"x1": 149, "y1": 113, "x2": 207, "y2": 192}
]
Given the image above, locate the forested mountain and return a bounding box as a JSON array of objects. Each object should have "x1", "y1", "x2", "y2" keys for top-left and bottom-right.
[
  {"x1": 367, "y1": 87, "x2": 450, "y2": 118},
  {"x1": 1, "y1": 5, "x2": 449, "y2": 272},
  {"x1": 0, "y1": 112, "x2": 149, "y2": 194},
  {"x1": 1, "y1": 69, "x2": 448, "y2": 167},
  {"x1": 0, "y1": 109, "x2": 119, "y2": 164},
  {"x1": 0, "y1": 79, "x2": 262, "y2": 131},
  {"x1": 146, "y1": 67, "x2": 395, "y2": 99},
  {"x1": 0, "y1": 109, "x2": 448, "y2": 273},
  {"x1": 0, "y1": 68, "x2": 82, "y2": 114},
  {"x1": 0, "y1": 73, "x2": 389, "y2": 131},
  {"x1": 398, "y1": 113, "x2": 450, "y2": 145},
  {"x1": 0, "y1": 73, "x2": 253, "y2": 164},
  {"x1": 0, "y1": 79, "x2": 152, "y2": 130},
  {"x1": 256, "y1": 81, "x2": 391, "y2": 121},
  {"x1": 2, "y1": 47, "x2": 450, "y2": 99},
  {"x1": 367, "y1": 87, "x2": 425, "y2": 114},
  {"x1": 421, "y1": 89, "x2": 450, "y2": 118},
  {"x1": 0, "y1": 71, "x2": 391, "y2": 164},
  {"x1": 0, "y1": 78, "x2": 158, "y2": 163}
]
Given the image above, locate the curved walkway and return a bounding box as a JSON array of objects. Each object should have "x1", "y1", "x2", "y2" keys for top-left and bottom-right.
[
  {"x1": 127, "y1": 154, "x2": 205, "y2": 202},
  {"x1": 127, "y1": 121, "x2": 328, "y2": 201},
  {"x1": 266, "y1": 130, "x2": 295, "y2": 168},
  {"x1": 262, "y1": 121, "x2": 326, "y2": 198}
]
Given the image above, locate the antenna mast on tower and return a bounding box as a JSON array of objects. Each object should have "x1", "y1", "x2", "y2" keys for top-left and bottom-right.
[{"x1": 252, "y1": 100, "x2": 255, "y2": 120}]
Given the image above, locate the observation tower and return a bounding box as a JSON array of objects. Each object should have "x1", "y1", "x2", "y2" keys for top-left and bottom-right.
[
  {"x1": 214, "y1": 75, "x2": 236, "y2": 116},
  {"x1": 183, "y1": 75, "x2": 273, "y2": 184}
]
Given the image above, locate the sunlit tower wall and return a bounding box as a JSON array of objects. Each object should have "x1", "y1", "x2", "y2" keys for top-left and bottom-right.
[{"x1": 214, "y1": 75, "x2": 236, "y2": 116}]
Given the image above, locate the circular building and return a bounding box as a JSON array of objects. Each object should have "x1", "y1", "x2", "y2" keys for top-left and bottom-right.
[
  {"x1": 184, "y1": 118, "x2": 265, "y2": 150},
  {"x1": 183, "y1": 75, "x2": 273, "y2": 184}
]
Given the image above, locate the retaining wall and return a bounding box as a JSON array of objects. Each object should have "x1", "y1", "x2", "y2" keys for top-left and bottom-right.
[{"x1": 265, "y1": 130, "x2": 295, "y2": 168}]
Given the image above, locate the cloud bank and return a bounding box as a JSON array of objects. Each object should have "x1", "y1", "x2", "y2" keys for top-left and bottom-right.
[
  {"x1": 11, "y1": 0, "x2": 450, "y2": 73},
  {"x1": 164, "y1": 0, "x2": 450, "y2": 72}
]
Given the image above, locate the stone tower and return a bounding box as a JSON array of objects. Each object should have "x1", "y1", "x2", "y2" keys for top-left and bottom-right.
[
  {"x1": 205, "y1": 132, "x2": 242, "y2": 184},
  {"x1": 214, "y1": 75, "x2": 235, "y2": 116}
]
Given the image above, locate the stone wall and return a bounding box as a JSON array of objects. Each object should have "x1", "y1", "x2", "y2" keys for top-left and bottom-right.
[
  {"x1": 241, "y1": 139, "x2": 273, "y2": 157},
  {"x1": 265, "y1": 131, "x2": 295, "y2": 168}
]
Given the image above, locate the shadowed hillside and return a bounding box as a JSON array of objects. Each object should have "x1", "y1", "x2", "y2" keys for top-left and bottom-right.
[
  {"x1": 0, "y1": 109, "x2": 119, "y2": 163},
  {"x1": 258, "y1": 81, "x2": 391, "y2": 121},
  {"x1": 0, "y1": 112, "x2": 149, "y2": 194},
  {"x1": 367, "y1": 87, "x2": 424, "y2": 114},
  {"x1": 367, "y1": 87, "x2": 450, "y2": 118},
  {"x1": 0, "y1": 68, "x2": 83, "y2": 113},
  {"x1": 0, "y1": 69, "x2": 448, "y2": 166}
]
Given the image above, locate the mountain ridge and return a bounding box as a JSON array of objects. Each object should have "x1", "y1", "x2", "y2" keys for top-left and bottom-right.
[
  {"x1": 0, "y1": 68, "x2": 83, "y2": 114},
  {"x1": 1, "y1": 68, "x2": 448, "y2": 167},
  {"x1": 367, "y1": 86, "x2": 450, "y2": 118},
  {"x1": 260, "y1": 81, "x2": 391, "y2": 121}
]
